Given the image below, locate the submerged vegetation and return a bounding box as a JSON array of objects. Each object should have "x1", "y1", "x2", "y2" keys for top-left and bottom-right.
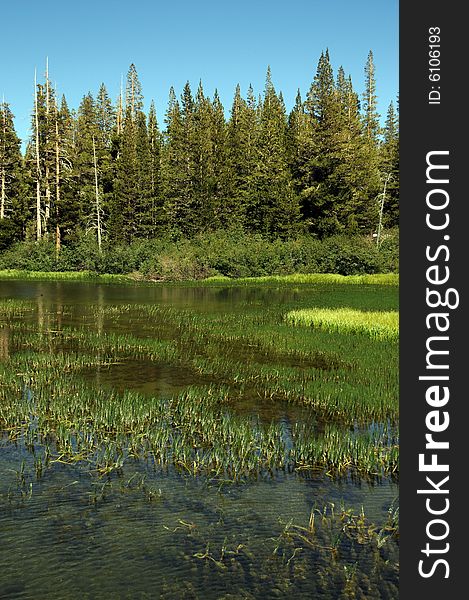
[{"x1": 0, "y1": 277, "x2": 398, "y2": 597}]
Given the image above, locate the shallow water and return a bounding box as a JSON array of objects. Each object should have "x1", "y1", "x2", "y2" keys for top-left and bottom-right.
[{"x1": 0, "y1": 280, "x2": 399, "y2": 599}]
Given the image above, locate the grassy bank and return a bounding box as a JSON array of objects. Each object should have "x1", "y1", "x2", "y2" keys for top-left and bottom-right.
[
  {"x1": 0, "y1": 269, "x2": 133, "y2": 283},
  {"x1": 0, "y1": 269, "x2": 399, "y2": 286}
]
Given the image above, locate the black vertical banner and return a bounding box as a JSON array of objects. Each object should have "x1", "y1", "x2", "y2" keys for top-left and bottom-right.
[{"x1": 400, "y1": 2, "x2": 466, "y2": 598}]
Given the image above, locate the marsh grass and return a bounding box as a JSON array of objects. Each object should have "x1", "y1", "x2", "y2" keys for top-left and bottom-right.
[
  {"x1": 277, "y1": 499, "x2": 399, "y2": 554},
  {"x1": 0, "y1": 278, "x2": 400, "y2": 600},
  {"x1": 0, "y1": 279, "x2": 398, "y2": 481},
  {"x1": 202, "y1": 273, "x2": 399, "y2": 286},
  {"x1": 0, "y1": 299, "x2": 37, "y2": 317},
  {"x1": 0, "y1": 269, "x2": 133, "y2": 283},
  {"x1": 157, "y1": 497, "x2": 399, "y2": 599},
  {"x1": 0, "y1": 365, "x2": 398, "y2": 481},
  {"x1": 286, "y1": 308, "x2": 399, "y2": 341}
]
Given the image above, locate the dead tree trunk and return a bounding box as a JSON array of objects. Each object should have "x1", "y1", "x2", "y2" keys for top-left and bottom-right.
[
  {"x1": 1, "y1": 105, "x2": 6, "y2": 219},
  {"x1": 34, "y1": 69, "x2": 42, "y2": 240},
  {"x1": 44, "y1": 59, "x2": 51, "y2": 232},
  {"x1": 55, "y1": 113, "x2": 61, "y2": 257},
  {"x1": 92, "y1": 136, "x2": 102, "y2": 252}
]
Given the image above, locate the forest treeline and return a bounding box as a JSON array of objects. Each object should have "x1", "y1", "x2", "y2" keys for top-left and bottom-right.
[{"x1": 0, "y1": 50, "x2": 398, "y2": 257}]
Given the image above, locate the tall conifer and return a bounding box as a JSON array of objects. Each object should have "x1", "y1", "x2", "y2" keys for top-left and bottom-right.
[
  {"x1": 0, "y1": 102, "x2": 24, "y2": 248},
  {"x1": 380, "y1": 100, "x2": 399, "y2": 227},
  {"x1": 148, "y1": 101, "x2": 164, "y2": 231},
  {"x1": 248, "y1": 68, "x2": 299, "y2": 237}
]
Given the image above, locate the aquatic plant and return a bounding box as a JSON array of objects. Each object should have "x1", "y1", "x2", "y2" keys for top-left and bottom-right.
[
  {"x1": 201, "y1": 273, "x2": 399, "y2": 286},
  {"x1": 285, "y1": 308, "x2": 399, "y2": 340},
  {"x1": 0, "y1": 277, "x2": 399, "y2": 481}
]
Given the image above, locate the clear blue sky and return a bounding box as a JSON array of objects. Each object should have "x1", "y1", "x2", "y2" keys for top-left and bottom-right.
[{"x1": 1, "y1": 0, "x2": 398, "y2": 145}]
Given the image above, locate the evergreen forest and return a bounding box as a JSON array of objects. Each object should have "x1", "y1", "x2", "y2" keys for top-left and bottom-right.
[{"x1": 0, "y1": 51, "x2": 399, "y2": 277}]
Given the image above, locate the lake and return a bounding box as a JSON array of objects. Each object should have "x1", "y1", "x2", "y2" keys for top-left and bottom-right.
[{"x1": 0, "y1": 278, "x2": 399, "y2": 599}]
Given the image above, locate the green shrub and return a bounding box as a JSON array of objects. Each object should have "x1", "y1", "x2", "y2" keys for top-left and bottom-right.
[
  {"x1": 316, "y1": 236, "x2": 383, "y2": 275},
  {"x1": 377, "y1": 228, "x2": 399, "y2": 273},
  {"x1": 0, "y1": 230, "x2": 399, "y2": 279},
  {"x1": 0, "y1": 219, "x2": 22, "y2": 252},
  {"x1": 0, "y1": 239, "x2": 57, "y2": 271}
]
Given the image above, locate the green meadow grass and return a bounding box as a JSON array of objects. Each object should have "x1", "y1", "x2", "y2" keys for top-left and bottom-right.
[
  {"x1": 286, "y1": 308, "x2": 399, "y2": 341},
  {"x1": 0, "y1": 269, "x2": 398, "y2": 286}
]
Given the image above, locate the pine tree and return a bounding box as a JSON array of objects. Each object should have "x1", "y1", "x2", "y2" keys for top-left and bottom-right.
[
  {"x1": 32, "y1": 72, "x2": 43, "y2": 240},
  {"x1": 333, "y1": 68, "x2": 381, "y2": 232},
  {"x1": 248, "y1": 68, "x2": 299, "y2": 237},
  {"x1": 359, "y1": 52, "x2": 383, "y2": 232},
  {"x1": 161, "y1": 82, "x2": 200, "y2": 236},
  {"x1": 96, "y1": 84, "x2": 115, "y2": 147},
  {"x1": 192, "y1": 81, "x2": 214, "y2": 230},
  {"x1": 0, "y1": 102, "x2": 25, "y2": 249},
  {"x1": 180, "y1": 81, "x2": 197, "y2": 230},
  {"x1": 287, "y1": 89, "x2": 314, "y2": 225},
  {"x1": 126, "y1": 63, "x2": 143, "y2": 122},
  {"x1": 225, "y1": 84, "x2": 258, "y2": 229},
  {"x1": 0, "y1": 50, "x2": 398, "y2": 248},
  {"x1": 189, "y1": 82, "x2": 229, "y2": 232},
  {"x1": 210, "y1": 90, "x2": 229, "y2": 227},
  {"x1": 54, "y1": 96, "x2": 78, "y2": 244},
  {"x1": 380, "y1": 100, "x2": 399, "y2": 228},
  {"x1": 147, "y1": 101, "x2": 164, "y2": 231},
  {"x1": 161, "y1": 87, "x2": 185, "y2": 236},
  {"x1": 51, "y1": 94, "x2": 64, "y2": 253},
  {"x1": 74, "y1": 93, "x2": 105, "y2": 244},
  {"x1": 116, "y1": 77, "x2": 124, "y2": 137},
  {"x1": 27, "y1": 65, "x2": 60, "y2": 241},
  {"x1": 363, "y1": 50, "x2": 381, "y2": 143},
  {"x1": 41, "y1": 62, "x2": 58, "y2": 236},
  {"x1": 0, "y1": 102, "x2": 22, "y2": 220},
  {"x1": 135, "y1": 109, "x2": 153, "y2": 237},
  {"x1": 95, "y1": 84, "x2": 115, "y2": 234},
  {"x1": 110, "y1": 106, "x2": 139, "y2": 242},
  {"x1": 110, "y1": 65, "x2": 154, "y2": 241},
  {"x1": 304, "y1": 50, "x2": 344, "y2": 236}
]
